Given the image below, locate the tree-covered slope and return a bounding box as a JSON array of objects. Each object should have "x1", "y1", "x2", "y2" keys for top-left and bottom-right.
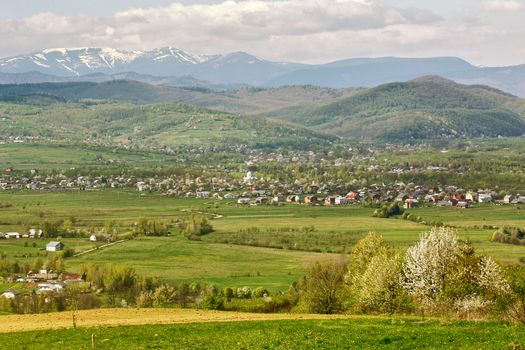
[
  {"x1": 0, "y1": 80, "x2": 359, "y2": 116},
  {"x1": 0, "y1": 101, "x2": 334, "y2": 149},
  {"x1": 295, "y1": 77, "x2": 525, "y2": 141}
]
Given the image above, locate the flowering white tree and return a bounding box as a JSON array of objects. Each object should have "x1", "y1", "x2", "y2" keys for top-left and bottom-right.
[
  {"x1": 402, "y1": 227, "x2": 459, "y2": 308},
  {"x1": 478, "y1": 256, "x2": 510, "y2": 295}
]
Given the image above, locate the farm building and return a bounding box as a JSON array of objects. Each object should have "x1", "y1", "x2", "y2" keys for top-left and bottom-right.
[
  {"x1": 6, "y1": 232, "x2": 20, "y2": 239},
  {"x1": 46, "y1": 241, "x2": 64, "y2": 252},
  {"x1": 89, "y1": 234, "x2": 97, "y2": 242}
]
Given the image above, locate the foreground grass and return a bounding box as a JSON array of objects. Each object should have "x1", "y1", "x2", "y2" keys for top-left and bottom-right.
[{"x1": 0, "y1": 309, "x2": 523, "y2": 349}]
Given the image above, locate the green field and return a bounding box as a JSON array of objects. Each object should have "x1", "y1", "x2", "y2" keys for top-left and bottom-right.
[
  {"x1": 1, "y1": 318, "x2": 524, "y2": 349},
  {"x1": 65, "y1": 235, "x2": 328, "y2": 290},
  {"x1": 1, "y1": 190, "x2": 524, "y2": 291}
]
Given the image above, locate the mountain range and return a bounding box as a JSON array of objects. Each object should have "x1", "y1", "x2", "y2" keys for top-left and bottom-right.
[{"x1": 1, "y1": 48, "x2": 525, "y2": 97}]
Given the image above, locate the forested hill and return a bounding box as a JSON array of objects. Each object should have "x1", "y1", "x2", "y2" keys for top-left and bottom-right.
[
  {"x1": 0, "y1": 80, "x2": 359, "y2": 116},
  {"x1": 0, "y1": 101, "x2": 335, "y2": 149},
  {"x1": 1, "y1": 77, "x2": 525, "y2": 144},
  {"x1": 288, "y1": 77, "x2": 525, "y2": 141}
]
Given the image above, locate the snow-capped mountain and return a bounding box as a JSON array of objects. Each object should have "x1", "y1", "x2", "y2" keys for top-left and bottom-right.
[
  {"x1": 0, "y1": 47, "x2": 301, "y2": 84},
  {"x1": 0, "y1": 47, "x2": 218, "y2": 77}
]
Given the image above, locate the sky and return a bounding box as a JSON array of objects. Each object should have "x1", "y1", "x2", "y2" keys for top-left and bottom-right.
[{"x1": 0, "y1": 0, "x2": 524, "y2": 66}]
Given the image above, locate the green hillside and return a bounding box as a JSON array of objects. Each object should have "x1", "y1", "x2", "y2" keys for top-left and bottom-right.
[
  {"x1": 288, "y1": 77, "x2": 525, "y2": 141},
  {"x1": 0, "y1": 101, "x2": 334, "y2": 149},
  {"x1": 0, "y1": 81, "x2": 359, "y2": 116}
]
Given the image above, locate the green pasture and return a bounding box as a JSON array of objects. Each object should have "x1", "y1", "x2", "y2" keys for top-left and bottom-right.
[
  {"x1": 0, "y1": 191, "x2": 524, "y2": 290},
  {"x1": 0, "y1": 143, "x2": 178, "y2": 170},
  {"x1": 65, "y1": 235, "x2": 328, "y2": 291},
  {"x1": 1, "y1": 318, "x2": 524, "y2": 350}
]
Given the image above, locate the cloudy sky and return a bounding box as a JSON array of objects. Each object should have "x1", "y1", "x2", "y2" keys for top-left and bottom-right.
[{"x1": 0, "y1": 0, "x2": 524, "y2": 66}]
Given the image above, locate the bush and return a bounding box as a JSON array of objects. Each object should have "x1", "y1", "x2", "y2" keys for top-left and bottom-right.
[
  {"x1": 301, "y1": 259, "x2": 347, "y2": 314},
  {"x1": 492, "y1": 227, "x2": 525, "y2": 245},
  {"x1": 180, "y1": 215, "x2": 214, "y2": 239},
  {"x1": 201, "y1": 295, "x2": 224, "y2": 310},
  {"x1": 372, "y1": 202, "x2": 404, "y2": 218},
  {"x1": 236, "y1": 287, "x2": 252, "y2": 299},
  {"x1": 253, "y1": 287, "x2": 269, "y2": 298}
]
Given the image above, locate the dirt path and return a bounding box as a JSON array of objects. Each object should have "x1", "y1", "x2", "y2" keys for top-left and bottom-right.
[
  {"x1": 73, "y1": 239, "x2": 126, "y2": 257},
  {"x1": 0, "y1": 308, "x2": 357, "y2": 333}
]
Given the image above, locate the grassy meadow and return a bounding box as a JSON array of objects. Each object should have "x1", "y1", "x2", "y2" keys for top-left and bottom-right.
[
  {"x1": 0, "y1": 143, "x2": 180, "y2": 170},
  {"x1": 0, "y1": 313, "x2": 524, "y2": 349},
  {"x1": 0, "y1": 190, "x2": 524, "y2": 291}
]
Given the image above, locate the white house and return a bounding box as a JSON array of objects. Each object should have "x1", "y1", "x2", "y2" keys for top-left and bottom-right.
[
  {"x1": 46, "y1": 241, "x2": 64, "y2": 252},
  {"x1": 479, "y1": 194, "x2": 492, "y2": 203},
  {"x1": 6, "y1": 232, "x2": 20, "y2": 239},
  {"x1": 37, "y1": 283, "x2": 63, "y2": 294},
  {"x1": 89, "y1": 234, "x2": 97, "y2": 242},
  {"x1": 196, "y1": 191, "x2": 210, "y2": 198},
  {"x1": 335, "y1": 196, "x2": 349, "y2": 205},
  {"x1": 465, "y1": 192, "x2": 478, "y2": 202},
  {"x1": 237, "y1": 197, "x2": 251, "y2": 205}
]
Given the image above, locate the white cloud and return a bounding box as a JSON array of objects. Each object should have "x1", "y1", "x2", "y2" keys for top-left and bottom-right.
[
  {"x1": 0, "y1": 0, "x2": 523, "y2": 66},
  {"x1": 484, "y1": 0, "x2": 524, "y2": 10}
]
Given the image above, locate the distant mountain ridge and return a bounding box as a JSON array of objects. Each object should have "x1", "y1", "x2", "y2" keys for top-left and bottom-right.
[
  {"x1": 289, "y1": 76, "x2": 525, "y2": 141},
  {"x1": 1, "y1": 47, "x2": 525, "y2": 97}
]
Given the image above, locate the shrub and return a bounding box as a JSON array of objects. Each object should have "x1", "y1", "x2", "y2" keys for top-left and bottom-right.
[
  {"x1": 236, "y1": 287, "x2": 252, "y2": 299},
  {"x1": 180, "y1": 215, "x2": 214, "y2": 238},
  {"x1": 301, "y1": 259, "x2": 347, "y2": 314},
  {"x1": 201, "y1": 295, "x2": 225, "y2": 310},
  {"x1": 372, "y1": 202, "x2": 404, "y2": 218},
  {"x1": 253, "y1": 287, "x2": 269, "y2": 298}
]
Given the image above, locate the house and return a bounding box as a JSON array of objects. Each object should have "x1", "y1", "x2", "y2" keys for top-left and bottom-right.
[
  {"x1": 404, "y1": 199, "x2": 419, "y2": 209},
  {"x1": 346, "y1": 191, "x2": 360, "y2": 202},
  {"x1": 504, "y1": 195, "x2": 515, "y2": 204},
  {"x1": 479, "y1": 194, "x2": 492, "y2": 203},
  {"x1": 237, "y1": 198, "x2": 251, "y2": 205},
  {"x1": 324, "y1": 196, "x2": 336, "y2": 206},
  {"x1": 304, "y1": 195, "x2": 319, "y2": 205},
  {"x1": 46, "y1": 241, "x2": 64, "y2": 252},
  {"x1": 395, "y1": 194, "x2": 409, "y2": 203},
  {"x1": 252, "y1": 197, "x2": 269, "y2": 206},
  {"x1": 465, "y1": 192, "x2": 478, "y2": 202},
  {"x1": 89, "y1": 234, "x2": 97, "y2": 242},
  {"x1": 6, "y1": 232, "x2": 20, "y2": 239},
  {"x1": 335, "y1": 196, "x2": 349, "y2": 205},
  {"x1": 515, "y1": 196, "x2": 525, "y2": 204},
  {"x1": 457, "y1": 201, "x2": 470, "y2": 209},
  {"x1": 37, "y1": 283, "x2": 63, "y2": 294},
  {"x1": 196, "y1": 191, "x2": 210, "y2": 198},
  {"x1": 286, "y1": 195, "x2": 300, "y2": 203},
  {"x1": 272, "y1": 195, "x2": 285, "y2": 204}
]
